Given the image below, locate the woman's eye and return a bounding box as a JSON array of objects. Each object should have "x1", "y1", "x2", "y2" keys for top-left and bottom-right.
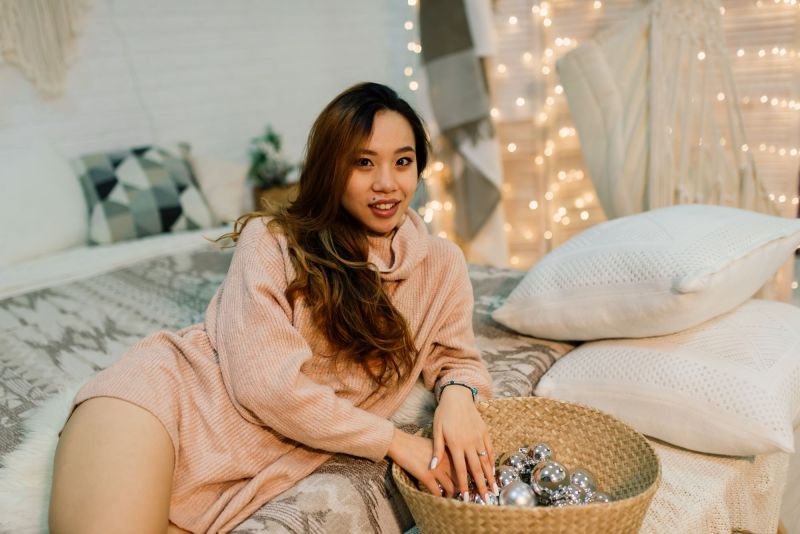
[
  {"x1": 397, "y1": 157, "x2": 413, "y2": 166},
  {"x1": 356, "y1": 158, "x2": 373, "y2": 167}
]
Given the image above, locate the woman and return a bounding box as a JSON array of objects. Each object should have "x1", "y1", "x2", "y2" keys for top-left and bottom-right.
[{"x1": 49, "y1": 82, "x2": 496, "y2": 533}]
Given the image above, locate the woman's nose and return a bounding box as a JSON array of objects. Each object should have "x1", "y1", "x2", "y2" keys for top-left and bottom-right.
[{"x1": 373, "y1": 165, "x2": 398, "y2": 191}]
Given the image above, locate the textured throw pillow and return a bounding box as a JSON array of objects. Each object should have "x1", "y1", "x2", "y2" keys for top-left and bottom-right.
[
  {"x1": 73, "y1": 144, "x2": 217, "y2": 245},
  {"x1": 492, "y1": 204, "x2": 800, "y2": 340},
  {"x1": 535, "y1": 299, "x2": 800, "y2": 456},
  {"x1": 189, "y1": 155, "x2": 250, "y2": 223},
  {"x1": 0, "y1": 141, "x2": 88, "y2": 267}
]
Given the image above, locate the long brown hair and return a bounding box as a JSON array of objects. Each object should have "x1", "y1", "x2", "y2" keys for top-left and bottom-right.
[{"x1": 221, "y1": 82, "x2": 430, "y2": 392}]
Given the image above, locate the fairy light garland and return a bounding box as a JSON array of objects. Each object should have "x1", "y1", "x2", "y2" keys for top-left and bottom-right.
[{"x1": 401, "y1": 0, "x2": 798, "y2": 275}]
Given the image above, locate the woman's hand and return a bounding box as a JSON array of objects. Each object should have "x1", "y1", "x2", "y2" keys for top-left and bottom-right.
[
  {"x1": 431, "y1": 385, "x2": 496, "y2": 502},
  {"x1": 387, "y1": 428, "x2": 456, "y2": 497}
]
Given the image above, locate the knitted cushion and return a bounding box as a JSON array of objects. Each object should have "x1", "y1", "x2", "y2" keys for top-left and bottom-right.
[
  {"x1": 492, "y1": 204, "x2": 800, "y2": 340},
  {"x1": 73, "y1": 144, "x2": 217, "y2": 245},
  {"x1": 535, "y1": 299, "x2": 800, "y2": 456}
]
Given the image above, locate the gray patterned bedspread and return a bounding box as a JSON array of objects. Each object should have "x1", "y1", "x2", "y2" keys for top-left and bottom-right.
[{"x1": 0, "y1": 248, "x2": 573, "y2": 533}]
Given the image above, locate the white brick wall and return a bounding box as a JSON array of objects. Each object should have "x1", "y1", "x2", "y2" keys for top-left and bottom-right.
[{"x1": 0, "y1": 0, "x2": 413, "y2": 163}]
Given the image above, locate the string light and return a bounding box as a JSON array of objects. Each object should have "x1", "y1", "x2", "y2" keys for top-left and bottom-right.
[
  {"x1": 529, "y1": 200, "x2": 539, "y2": 210},
  {"x1": 409, "y1": 81, "x2": 419, "y2": 91},
  {"x1": 404, "y1": 21, "x2": 414, "y2": 30},
  {"x1": 507, "y1": 143, "x2": 517, "y2": 153}
]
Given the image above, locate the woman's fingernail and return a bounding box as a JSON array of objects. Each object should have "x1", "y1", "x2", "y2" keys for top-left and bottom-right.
[
  {"x1": 493, "y1": 483, "x2": 500, "y2": 496},
  {"x1": 462, "y1": 491, "x2": 469, "y2": 502},
  {"x1": 429, "y1": 456, "x2": 438, "y2": 470},
  {"x1": 484, "y1": 492, "x2": 491, "y2": 502}
]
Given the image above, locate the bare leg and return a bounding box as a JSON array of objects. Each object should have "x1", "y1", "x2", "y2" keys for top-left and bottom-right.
[{"x1": 49, "y1": 397, "x2": 177, "y2": 534}]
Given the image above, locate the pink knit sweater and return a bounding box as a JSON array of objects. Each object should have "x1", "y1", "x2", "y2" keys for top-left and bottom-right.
[{"x1": 72, "y1": 210, "x2": 492, "y2": 533}]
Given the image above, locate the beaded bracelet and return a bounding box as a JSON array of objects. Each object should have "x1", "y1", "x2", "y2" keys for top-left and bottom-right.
[{"x1": 438, "y1": 380, "x2": 479, "y2": 402}]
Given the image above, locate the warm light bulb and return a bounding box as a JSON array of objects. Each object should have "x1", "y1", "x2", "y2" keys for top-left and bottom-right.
[
  {"x1": 546, "y1": 96, "x2": 555, "y2": 105},
  {"x1": 510, "y1": 256, "x2": 520, "y2": 265},
  {"x1": 408, "y1": 0, "x2": 417, "y2": 5},
  {"x1": 697, "y1": 51, "x2": 706, "y2": 60},
  {"x1": 593, "y1": 0, "x2": 602, "y2": 7},
  {"x1": 737, "y1": 49, "x2": 745, "y2": 57},
  {"x1": 574, "y1": 198, "x2": 585, "y2": 208},
  {"x1": 404, "y1": 67, "x2": 413, "y2": 76},
  {"x1": 529, "y1": 200, "x2": 539, "y2": 210},
  {"x1": 409, "y1": 81, "x2": 419, "y2": 91},
  {"x1": 541, "y1": 66, "x2": 551, "y2": 75},
  {"x1": 544, "y1": 48, "x2": 553, "y2": 57},
  {"x1": 543, "y1": 18, "x2": 552, "y2": 27},
  {"x1": 523, "y1": 51, "x2": 533, "y2": 62},
  {"x1": 759, "y1": 49, "x2": 766, "y2": 57},
  {"x1": 509, "y1": 16, "x2": 518, "y2": 25},
  {"x1": 580, "y1": 211, "x2": 589, "y2": 220},
  {"x1": 741, "y1": 144, "x2": 749, "y2": 152},
  {"x1": 544, "y1": 230, "x2": 553, "y2": 239},
  {"x1": 516, "y1": 97, "x2": 526, "y2": 106},
  {"x1": 544, "y1": 191, "x2": 554, "y2": 200},
  {"x1": 507, "y1": 143, "x2": 517, "y2": 152},
  {"x1": 534, "y1": 155, "x2": 545, "y2": 165},
  {"x1": 404, "y1": 21, "x2": 414, "y2": 30},
  {"x1": 444, "y1": 201, "x2": 453, "y2": 211},
  {"x1": 554, "y1": 85, "x2": 563, "y2": 94},
  {"x1": 497, "y1": 63, "x2": 507, "y2": 74},
  {"x1": 490, "y1": 107, "x2": 500, "y2": 118},
  {"x1": 717, "y1": 92, "x2": 725, "y2": 101},
  {"x1": 433, "y1": 161, "x2": 445, "y2": 171},
  {"x1": 779, "y1": 194, "x2": 787, "y2": 202}
]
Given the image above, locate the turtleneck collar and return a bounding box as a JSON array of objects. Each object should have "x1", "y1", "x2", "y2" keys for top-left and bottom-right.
[{"x1": 365, "y1": 209, "x2": 428, "y2": 281}]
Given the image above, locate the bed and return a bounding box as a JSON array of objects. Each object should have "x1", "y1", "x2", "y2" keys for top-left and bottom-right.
[{"x1": 0, "y1": 229, "x2": 796, "y2": 533}]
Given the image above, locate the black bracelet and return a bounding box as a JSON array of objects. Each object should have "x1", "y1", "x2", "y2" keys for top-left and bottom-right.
[{"x1": 438, "y1": 380, "x2": 478, "y2": 402}]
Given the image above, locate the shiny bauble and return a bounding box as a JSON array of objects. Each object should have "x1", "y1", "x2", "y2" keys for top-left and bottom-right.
[
  {"x1": 496, "y1": 465, "x2": 520, "y2": 489},
  {"x1": 531, "y1": 460, "x2": 568, "y2": 503},
  {"x1": 532, "y1": 460, "x2": 568, "y2": 493},
  {"x1": 529, "y1": 443, "x2": 552, "y2": 466},
  {"x1": 498, "y1": 480, "x2": 538, "y2": 507},
  {"x1": 474, "y1": 491, "x2": 499, "y2": 506},
  {"x1": 569, "y1": 468, "x2": 597, "y2": 493},
  {"x1": 592, "y1": 491, "x2": 611, "y2": 503},
  {"x1": 501, "y1": 451, "x2": 528, "y2": 472},
  {"x1": 550, "y1": 484, "x2": 582, "y2": 507}
]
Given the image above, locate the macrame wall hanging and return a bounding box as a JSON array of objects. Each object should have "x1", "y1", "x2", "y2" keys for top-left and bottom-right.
[
  {"x1": 556, "y1": 0, "x2": 775, "y2": 219},
  {"x1": 0, "y1": 0, "x2": 93, "y2": 95}
]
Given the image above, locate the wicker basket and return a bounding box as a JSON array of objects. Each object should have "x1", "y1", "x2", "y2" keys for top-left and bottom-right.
[{"x1": 392, "y1": 397, "x2": 661, "y2": 534}]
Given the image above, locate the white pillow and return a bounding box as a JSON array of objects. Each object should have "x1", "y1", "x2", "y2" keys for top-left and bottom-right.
[
  {"x1": 190, "y1": 155, "x2": 250, "y2": 223},
  {"x1": 0, "y1": 142, "x2": 88, "y2": 268},
  {"x1": 535, "y1": 299, "x2": 800, "y2": 456},
  {"x1": 492, "y1": 204, "x2": 800, "y2": 340}
]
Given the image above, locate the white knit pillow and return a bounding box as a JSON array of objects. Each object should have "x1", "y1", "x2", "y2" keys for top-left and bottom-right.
[
  {"x1": 535, "y1": 299, "x2": 800, "y2": 456},
  {"x1": 492, "y1": 204, "x2": 800, "y2": 340}
]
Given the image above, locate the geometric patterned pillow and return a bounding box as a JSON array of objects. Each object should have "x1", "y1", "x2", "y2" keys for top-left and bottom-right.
[{"x1": 72, "y1": 143, "x2": 218, "y2": 245}]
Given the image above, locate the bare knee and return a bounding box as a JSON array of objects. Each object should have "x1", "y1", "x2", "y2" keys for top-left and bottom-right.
[{"x1": 49, "y1": 397, "x2": 176, "y2": 534}]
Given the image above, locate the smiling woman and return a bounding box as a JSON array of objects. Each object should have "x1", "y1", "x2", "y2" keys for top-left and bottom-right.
[{"x1": 49, "y1": 82, "x2": 496, "y2": 533}]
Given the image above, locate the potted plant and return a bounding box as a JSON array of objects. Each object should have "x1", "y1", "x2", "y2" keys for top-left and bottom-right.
[{"x1": 247, "y1": 125, "x2": 298, "y2": 212}]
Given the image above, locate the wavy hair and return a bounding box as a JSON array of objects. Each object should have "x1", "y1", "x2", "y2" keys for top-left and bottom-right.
[{"x1": 219, "y1": 82, "x2": 430, "y2": 392}]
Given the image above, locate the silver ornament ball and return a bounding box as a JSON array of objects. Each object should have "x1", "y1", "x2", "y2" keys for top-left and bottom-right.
[
  {"x1": 502, "y1": 452, "x2": 528, "y2": 472},
  {"x1": 532, "y1": 460, "x2": 568, "y2": 493},
  {"x1": 569, "y1": 468, "x2": 597, "y2": 493},
  {"x1": 496, "y1": 465, "x2": 520, "y2": 489},
  {"x1": 529, "y1": 443, "x2": 552, "y2": 466},
  {"x1": 498, "y1": 480, "x2": 538, "y2": 508}
]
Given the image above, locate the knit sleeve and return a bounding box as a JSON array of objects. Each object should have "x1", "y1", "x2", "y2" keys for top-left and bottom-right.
[
  {"x1": 212, "y1": 219, "x2": 395, "y2": 462},
  {"x1": 421, "y1": 243, "x2": 494, "y2": 402}
]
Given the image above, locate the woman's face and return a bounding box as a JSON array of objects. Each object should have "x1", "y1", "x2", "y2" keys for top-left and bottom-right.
[{"x1": 341, "y1": 110, "x2": 418, "y2": 236}]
